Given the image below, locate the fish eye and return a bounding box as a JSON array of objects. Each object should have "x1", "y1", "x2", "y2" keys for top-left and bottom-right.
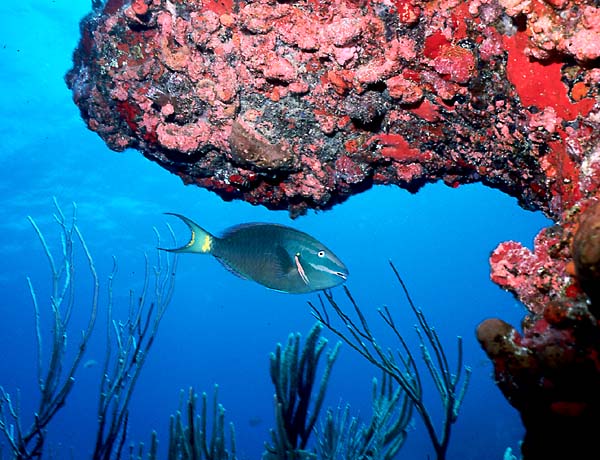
[{"x1": 317, "y1": 250, "x2": 325, "y2": 257}]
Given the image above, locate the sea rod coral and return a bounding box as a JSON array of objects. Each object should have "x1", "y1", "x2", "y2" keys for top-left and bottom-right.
[
  {"x1": 311, "y1": 263, "x2": 470, "y2": 460},
  {"x1": 0, "y1": 203, "x2": 462, "y2": 459},
  {"x1": 0, "y1": 202, "x2": 177, "y2": 460}
]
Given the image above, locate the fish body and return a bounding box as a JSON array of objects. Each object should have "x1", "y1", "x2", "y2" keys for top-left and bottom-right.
[{"x1": 162, "y1": 213, "x2": 348, "y2": 294}]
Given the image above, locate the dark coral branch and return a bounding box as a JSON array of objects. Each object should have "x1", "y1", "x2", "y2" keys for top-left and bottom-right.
[
  {"x1": 265, "y1": 323, "x2": 340, "y2": 459},
  {"x1": 311, "y1": 263, "x2": 470, "y2": 460}
]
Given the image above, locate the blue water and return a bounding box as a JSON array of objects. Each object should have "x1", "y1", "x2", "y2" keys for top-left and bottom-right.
[{"x1": 0, "y1": 2, "x2": 549, "y2": 459}]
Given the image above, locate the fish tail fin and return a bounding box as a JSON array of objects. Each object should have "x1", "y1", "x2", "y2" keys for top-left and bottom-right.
[{"x1": 160, "y1": 213, "x2": 215, "y2": 254}]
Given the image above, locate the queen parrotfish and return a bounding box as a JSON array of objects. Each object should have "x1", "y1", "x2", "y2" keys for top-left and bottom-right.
[{"x1": 161, "y1": 213, "x2": 349, "y2": 294}]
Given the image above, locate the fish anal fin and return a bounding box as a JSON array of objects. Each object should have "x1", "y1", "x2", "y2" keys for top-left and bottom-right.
[{"x1": 215, "y1": 256, "x2": 249, "y2": 280}]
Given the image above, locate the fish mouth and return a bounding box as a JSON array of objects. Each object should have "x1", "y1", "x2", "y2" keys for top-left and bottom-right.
[
  {"x1": 311, "y1": 263, "x2": 348, "y2": 281},
  {"x1": 335, "y1": 271, "x2": 348, "y2": 280}
]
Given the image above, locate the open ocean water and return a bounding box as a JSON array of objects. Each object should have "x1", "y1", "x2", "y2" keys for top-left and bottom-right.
[{"x1": 0, "y1": 2, "x2": 551, "y2": 459}]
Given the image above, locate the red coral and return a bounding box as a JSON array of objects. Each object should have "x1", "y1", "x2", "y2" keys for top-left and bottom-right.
[
  {"x1": 392, "y1": 0, "x2": 421, "y2": 24},
  {"x1": 130, "y1": 0, "x2": 149, "y2": 16},
  {"x1": 373, "y1": 133, "x2": 430, "y2": 163},
  {"x1": 431, "y1": 45, "x2": 475, "y2": 84},
  {"x1": 503, "y1": 31, "x2": 596, "y2": 121}
]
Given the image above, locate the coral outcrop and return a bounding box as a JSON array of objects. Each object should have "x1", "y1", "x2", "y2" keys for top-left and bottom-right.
[
  {"x1": 67, "y1": 0, "x2": 599, "y2": 217},
  {"x1": 572, "y1": 200, "x2": 600, "y2": 308},
  {"x1": 477, "y1": 198, "x2": 600, "y2": 460},
  {"x1": 67, "y1": 1, "x2": 599, "y2": 458}
]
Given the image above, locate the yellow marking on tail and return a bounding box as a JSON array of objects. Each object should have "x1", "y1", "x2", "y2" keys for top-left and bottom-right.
[
  {"x1": 201, "y1": 235, "x2": 212, "y2": 253},
  {"x1": 186, "y1": 230, "x2": 196, "y2": 249}
]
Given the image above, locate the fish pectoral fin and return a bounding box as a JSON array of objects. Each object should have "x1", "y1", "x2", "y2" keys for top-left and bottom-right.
[{"x1": 272, "y1": 245, "x2": 295, "y2": 279}]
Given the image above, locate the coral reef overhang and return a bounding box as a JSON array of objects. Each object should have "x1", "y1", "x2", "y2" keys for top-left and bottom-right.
[
  {"x1": 67, "y1": 0, "x2": 599, "y2": 219},
  {"x1": 67, "y1": 0, "x2": 600, "y2": 457}
]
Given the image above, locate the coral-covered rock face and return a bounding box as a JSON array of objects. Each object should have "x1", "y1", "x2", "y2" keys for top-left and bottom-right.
[
  {"x1": 476, "y1": 301, "x2": 600, "y2": 459},
  {"x1": 499, "y1": 0, "x2": 600, "y2": 62},
  {"x1": 474, "y1": 194, "x2": 600, "y2": 455},
  {"x1": 477, "y1": 198, "x2": 600, "y2": 458},
  {"x1": 572, "y1": 200, "x2": 600, "y2": 308},
  {"x1": 67, "y1": 0, "x2": 599, "y2": 218}
]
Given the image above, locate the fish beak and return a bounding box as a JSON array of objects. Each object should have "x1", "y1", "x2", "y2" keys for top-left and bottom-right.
[
  {"x1": 335, "y1": 271, "x2": 348, "y2": 280},
  {"x1": 310, "y1": 262, "x2": 349, "y2": 282}
]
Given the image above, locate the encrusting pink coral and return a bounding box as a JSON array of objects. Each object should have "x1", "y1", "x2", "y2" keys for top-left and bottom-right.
[
  {"x1": 68, "y1": 0, "x2": 598, "y2": 217},
  {"x1": 499, "y1": 0, "x2": 600, "y2": 62}
]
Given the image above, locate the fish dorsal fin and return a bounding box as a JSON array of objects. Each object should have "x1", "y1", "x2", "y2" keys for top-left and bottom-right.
[
  {"x1": 220, "y1": 222, "x2": 285, "y2": 239},
  {"x1": 272, "y1": 244, "x2": 295, "y2": 279}
]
